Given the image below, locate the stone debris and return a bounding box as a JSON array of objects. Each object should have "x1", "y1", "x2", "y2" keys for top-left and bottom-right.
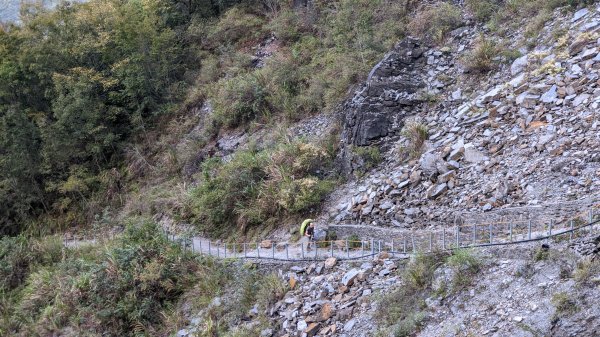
[{"x1": 322, "y1": 4, "x2": 600, "y2": 232}]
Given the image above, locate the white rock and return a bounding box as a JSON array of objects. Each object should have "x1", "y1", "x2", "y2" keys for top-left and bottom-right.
[
  {"x1": 511, "y1": 55, "x2": 528, "y2": 75},
  {"x1": 344, "y1": 319, "x2": 357, "y2": 332},
  {"x1": 572, "y1": 8, "x2": 589, "y2": 22},
  {"x1": 464, "y1": 144, "x2": 486, "y2": 163},
  {"x1": 541, "y1": 85, "x2": 557, "y2": 103},
  {"x1": 509, "y1": 73, "x2": 526, "y2": 88},
  {"x1": 297, "y1": 320, "x2": 308, "y2": 331}
]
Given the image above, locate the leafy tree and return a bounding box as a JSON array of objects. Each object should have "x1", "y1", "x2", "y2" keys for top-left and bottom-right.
[{"x1": 0, "y1": 107, "x2": 43, "y2": 235}]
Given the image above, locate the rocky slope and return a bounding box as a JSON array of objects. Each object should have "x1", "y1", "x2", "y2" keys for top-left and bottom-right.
[
  {"x1": 170, "y1": 4, "x2": 600, "y2": 337},
  {"x1": 321, "y1": 6, "x2": 600, "y2": 232},
  {"x1": 176, "y1": 233, "x2": 600, "y2": 337}
]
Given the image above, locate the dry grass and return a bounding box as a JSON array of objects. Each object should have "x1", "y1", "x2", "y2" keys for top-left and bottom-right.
[
  {"x1": 399, "y1": 120, "x2": 428, "y2": 160},
  {"x1": 408, "y1": 3, "x2": 462, "y2": 43},
  {"x1": 462, "y1": 35, "x2": 500, "y2": 74}
]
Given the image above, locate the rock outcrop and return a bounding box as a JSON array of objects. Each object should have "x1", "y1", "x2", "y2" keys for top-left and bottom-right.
[{"x1": 341, "y1": 38, "x2": 427, "y2": 148}]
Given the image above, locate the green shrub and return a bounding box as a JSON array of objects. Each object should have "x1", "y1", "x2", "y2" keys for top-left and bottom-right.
[
  {"x1": 256, "y1": 273, "x2": 288, "y2": 309},
  {"x1": 551, "y1": 292, "x2": 578, "y2": 317},
  {"x1": 268, "y1": 8, "x2": 313, "y2": 44},
  {"x1": 573, "y1": 258, "x2": 600, "y2": 286},
  {"x1": 0, "y1": 235, "x2": 63, "y2": 292},
  {"x1": 348, "y1": 234, "x2": 362, "y2": 249},
  {"x1": 465, "y1": 0, "x2": 500, "y2": 22},
  {"x1": 393, "y1": 311, "x2": 426, "y2": 337},
  {"x1": 533, "y1": 246, "x2": 550, "y2": 261},
  {"x1": 354, "y1": 146, "x2": 383, "y2": 171},
  {"x1": 203, "y1": 0, "x2": 409, "y2": 133},
  {"x1": 404, "y1": 253, "x2": 445, "y2": 291},
  {"x1": 376, "y1": 253, "x2": 445, "y2": 336},
  {"x1": 2, "y1": 221, "x2": 204, "y2": 336},
  {"x1": 446, "y1": 249, "x2": 482, "y2": 292},
  {"x1": 408, "y1": 3, "x2": 462, "y2": 43},
  {"x1": 211, "y1": 72, "x2": 270, "y2": 128},
  {"x1": 204, "y1": 7, "x2": 266, "y2": 48},
  {"x1": 189, "y1": 140, "x2": 337, "y2": 237}
]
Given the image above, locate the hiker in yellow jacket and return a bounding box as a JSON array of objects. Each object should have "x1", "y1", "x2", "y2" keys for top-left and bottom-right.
[{"x1": 300, "y1": 219, "x2": 316, "y2": 250}]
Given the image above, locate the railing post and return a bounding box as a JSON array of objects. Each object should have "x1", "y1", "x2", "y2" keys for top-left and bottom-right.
[
  {"x1": 272, "y1": 243, "x2": 275, "y2": 259},
  {"x1": 224, "y1": 243, "x2": 227, "y2": 258},
  {"x1": 257, "y1": 243, "x2": 260, "y2": 258},
  {"x1": 378, "y1": 240, "x2": 382, "y2": 254},
  {"x1": 509, "y1": 223, "x2": 513, "y2": 242},
  {"x1": 411, "y1": 234, "x2": 416, "y2": 252},
  {"x1": 208, "y1": 241, "x2": 211, "y2": 255},
  {"x1": 429, "y1": 232, "x2": 433, "y2": 252},
  {"x1": 330, "y1": 241, "x2": 334, "y2": 258},
  {"x1": 217, "y1": 243, "x2": 220, "y2": 258},
  {"x1": 455, "y1": 226, "x2": 459, "y2": 248},
  {"x1": 315, "y1": 241, "x2": 318, "y2": 259},
  {"x1": 570, "y1": 220, "x2": 574, "y2": 241},
  {"x1": 442, "y1": 228, "x2": 446, "y2": 250},
  {"x1": 549, "y1": 219, "x2": 553, "y2": 237},
  {"x1": 361, "y1": 241, "x2": 365, "y2": 257},
  {"x1": 489, "y1": 223, "x2": 493, "y2": 244},
  {"x1": 243, "y1": 242, "x2": 247, "y2": 258},
  {"x1": 301, "y1": 242, "x2": 304, "y2": 259},
  {"x1": 346, "y1": 239, "x2": 350, "y2": 259},
  {"x1": 199, "y1": 240, "x2": 202, "y2": 255},
  {"x1": 472, "y1": 224, "x2": 477, "y2": 246},
  {"x1": 371, "y1": 239, "x2": 374, "y2": 255},
  {"x1": 286, "y1": 243, "x2": 289, "y2": 260},
  {"x1": 528, "y1": 220, "x2": 532, "y2": 240}
]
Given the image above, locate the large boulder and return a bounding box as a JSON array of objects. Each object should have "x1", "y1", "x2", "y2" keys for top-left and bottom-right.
[{"x1": 341, "y1": 269, "x2": 360, "y2": 287}]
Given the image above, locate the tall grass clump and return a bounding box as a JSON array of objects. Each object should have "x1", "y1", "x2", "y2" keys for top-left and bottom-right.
[
  {"x1": 0, "y1": 235, "x2": 63, "y2": 293},
  {"x1": 462, "y1": 35, "x2": 500, "y2": 73},
  {"x1": 376, "y1": 253, "x2": 445, "y2": 336},
  {"x1": 446, "y1": 249, "x2": 482, "y2": 291},
  {"x1": 188, "y1": 140, "x2": 338, "y2": 237},
  {"x1": 212, "y1": 72, "x2": 271, "y2": 128},
  {"x1": 399, "y1": 120, "x2": 428, "y2": 160},
  {"x1": 1, "y1": 222, "x2": 204, "y2": 336},
  {"x1": 408, "y1": 3, "x2": 462, "y2": 43},
  {"x1": 465, "y1": 0, "x2": 500, "y2": 22}
]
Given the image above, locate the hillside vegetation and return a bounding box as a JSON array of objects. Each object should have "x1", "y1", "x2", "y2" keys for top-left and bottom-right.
[
  {"x1": 0, "y1": 0, "x2": 411, "y2": 237},
  {"x1": 2, "y1": 0, "x2": 600, "y2": 336}
]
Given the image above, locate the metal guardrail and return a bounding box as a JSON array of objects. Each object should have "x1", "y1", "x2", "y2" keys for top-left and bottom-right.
[
  {"x1": 160, "y1": 205, "x2": 600, "y2": 262},
  {"x1": 66, "y1": 205, "x2": 600, "y2": 262}
]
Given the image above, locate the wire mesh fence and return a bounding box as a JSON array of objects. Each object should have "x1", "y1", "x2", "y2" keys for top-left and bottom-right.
[{"x1": 65, "y1": 205, "x2": 600, "y2": 261}]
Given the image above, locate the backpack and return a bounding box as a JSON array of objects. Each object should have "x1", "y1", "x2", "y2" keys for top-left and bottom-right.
[{"x1": 300, "y1": 219, "x2": 313, "y2": 236}]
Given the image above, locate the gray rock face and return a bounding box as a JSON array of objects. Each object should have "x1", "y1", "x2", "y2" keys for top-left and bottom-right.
[
  {"x1": 541, "y1": 85, "x2": 557, "y2": 103},
  {"x1": 337, "y1": 38, "x2": 427, "y2": 173},
  {"x1": 420, "y1": 152, "x2": 444, "y2": 176},
  {"x1": 342, "y1": 38, "x2": 426, "y2": 147}
]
